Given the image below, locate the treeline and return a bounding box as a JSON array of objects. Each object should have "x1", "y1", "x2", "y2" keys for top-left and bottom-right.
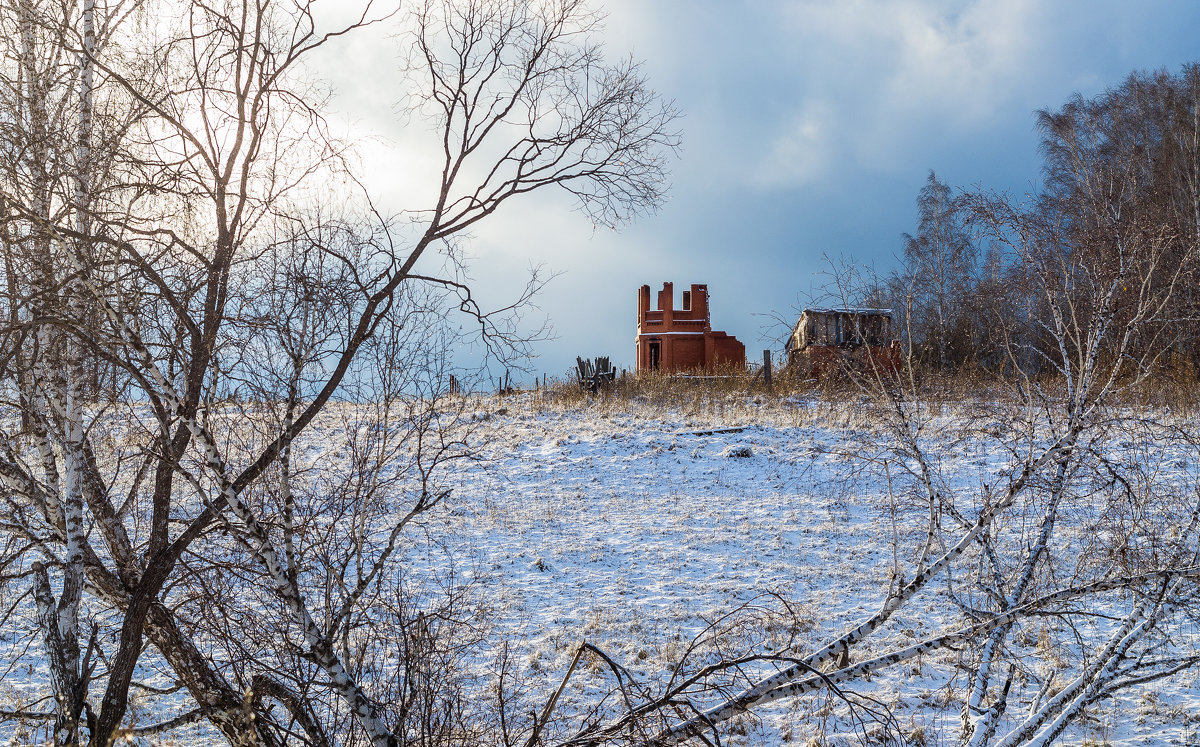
[{"x1": 878, "y1": 63, "x2": 1200, "y2": 376}]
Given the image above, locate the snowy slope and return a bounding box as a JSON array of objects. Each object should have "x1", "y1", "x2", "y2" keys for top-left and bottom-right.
[
  {"x1": 408, "y1": 393, "x2": 1200, "y2": 746},
  {"x1": 4, "y1": 392, "x2": 1199, "y2": 746}
]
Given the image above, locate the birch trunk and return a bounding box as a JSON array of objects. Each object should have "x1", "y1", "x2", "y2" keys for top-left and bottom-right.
[
  {"x1": 18, "y1": 1, "x2": 88, "y2": 742},
  {"x1": 62, "y1": 248, "x2": 395, "y2": 745}
]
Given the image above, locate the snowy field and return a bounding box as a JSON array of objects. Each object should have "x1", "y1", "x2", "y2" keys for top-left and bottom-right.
[
  {"x1": 4, "y1": 391, "x2": 1200, "y2": 746},
  {"x1": 408, "y1": 392, "x2": 1200, "y2": 746}
]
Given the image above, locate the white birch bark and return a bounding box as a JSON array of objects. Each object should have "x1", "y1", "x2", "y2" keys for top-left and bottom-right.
[
  {"x1": 56, "y1": 237, "x2": 395, "y2": 747},
  {"x1": 17, "y1": 2, "x2": 88, "y2": 742},
  {"x1": 992, "y1": 580, "x2": 1176, "y2": 747},
  {"x1": 964, "y1": 434, "x2": 1076, "y2": 741}
]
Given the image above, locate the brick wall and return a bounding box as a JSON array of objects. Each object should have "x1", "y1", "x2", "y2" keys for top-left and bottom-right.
[{"x1": 635, "y1": 282, "x2": 745, "y2": 372}]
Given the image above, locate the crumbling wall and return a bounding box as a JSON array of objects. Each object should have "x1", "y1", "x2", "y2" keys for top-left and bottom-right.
[{"x1": 635, "y1": 282, "x2": 745, "y2": 372}]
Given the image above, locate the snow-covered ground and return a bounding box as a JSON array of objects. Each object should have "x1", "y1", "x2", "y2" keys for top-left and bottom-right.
[
  {"x1": 5, "y1": 391, "x2": 1200, "y2": 746},
  {"x1": 405, "y1": 392, "x2": 1200, "y2": 746}
]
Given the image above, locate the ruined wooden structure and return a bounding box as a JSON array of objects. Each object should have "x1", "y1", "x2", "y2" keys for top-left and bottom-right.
[
  {"x1": 786, "y1": 308, "x2": 900, "y2": 377},
  {"x1": 576, "y1": 356, "x2": 616, "y2": 393}
]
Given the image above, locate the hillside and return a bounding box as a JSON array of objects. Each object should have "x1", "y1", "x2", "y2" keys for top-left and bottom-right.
[
  {"x1": 4, "y1": 391, "x2": 1199, "y2": 746},
  {"x1": 410, "y1": 392, "x2": 1200, "y2": 746}
]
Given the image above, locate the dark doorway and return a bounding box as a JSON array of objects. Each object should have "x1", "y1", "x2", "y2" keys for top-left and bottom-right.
[{"x1": 648, "y1": 341, "x2": 661, "y2": 370}]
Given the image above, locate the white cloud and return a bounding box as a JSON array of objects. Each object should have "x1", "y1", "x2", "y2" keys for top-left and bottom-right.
[
  {"x1": 751, "y1": 0, "x2": 1048, "y2": 181},
  {"x1": 752, "y1": 101, "x2": 836, "y2": 188}
]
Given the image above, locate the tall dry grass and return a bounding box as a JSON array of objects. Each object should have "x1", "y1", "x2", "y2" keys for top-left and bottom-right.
[{"x1": 488, "y1": 355, "x2": 1200, "y2": 431}]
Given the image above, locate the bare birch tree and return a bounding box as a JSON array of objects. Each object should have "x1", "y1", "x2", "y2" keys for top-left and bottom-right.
[
  {"x1": 0, "y1": 0, "x2": 678, "y2": 745},
  {"x1": 899, "y1": 171, "x2": 977, "y2": 372}
]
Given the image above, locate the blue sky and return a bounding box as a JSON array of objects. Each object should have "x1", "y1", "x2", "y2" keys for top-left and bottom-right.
[{"x1": 323, "y1": 0, "x2": 1200, "y2": 382}]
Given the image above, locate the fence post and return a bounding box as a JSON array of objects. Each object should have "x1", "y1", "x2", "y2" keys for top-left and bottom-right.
[{"x1": 763, "y1": 350, "x2": 773, "y2": 391}]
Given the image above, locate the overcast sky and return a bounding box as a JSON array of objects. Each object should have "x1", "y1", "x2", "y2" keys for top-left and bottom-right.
[{"x1": 319, "y1": 0, "x2": 1200, "y2": 381}]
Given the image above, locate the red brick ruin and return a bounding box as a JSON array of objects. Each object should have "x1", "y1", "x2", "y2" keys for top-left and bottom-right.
[{"x1": 635, "y1": 282, "x2": 746, "y2": 372}]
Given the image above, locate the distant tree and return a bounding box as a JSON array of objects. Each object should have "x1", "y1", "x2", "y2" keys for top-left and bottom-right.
[
  {"x1": 1038, "y1": 64, "x2": 1200, "y2": 370},
  {"x1": 899, "y1": 171, "x2": 978, "y2": 371},
  {"x1": 969, "y1": 242, "x2": 1015, "y2": 370}
]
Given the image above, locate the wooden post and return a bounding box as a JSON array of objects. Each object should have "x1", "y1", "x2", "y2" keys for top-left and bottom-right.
[{"x1": 763, "y1": 349, "x2": 773, "y2": 391}]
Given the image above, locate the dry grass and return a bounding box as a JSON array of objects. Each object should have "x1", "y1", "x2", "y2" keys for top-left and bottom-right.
[
  {"x1": 499, "y1": 364, "x2": 836, "y2": 429},
  {"x1": 505, "y1": 359, "x2": 1200, "y2": 423}
]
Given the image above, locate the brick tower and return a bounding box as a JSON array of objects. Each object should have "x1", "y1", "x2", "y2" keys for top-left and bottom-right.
[{"x1": 635, "y1": 282, "x2": 745, "y2": 372}]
